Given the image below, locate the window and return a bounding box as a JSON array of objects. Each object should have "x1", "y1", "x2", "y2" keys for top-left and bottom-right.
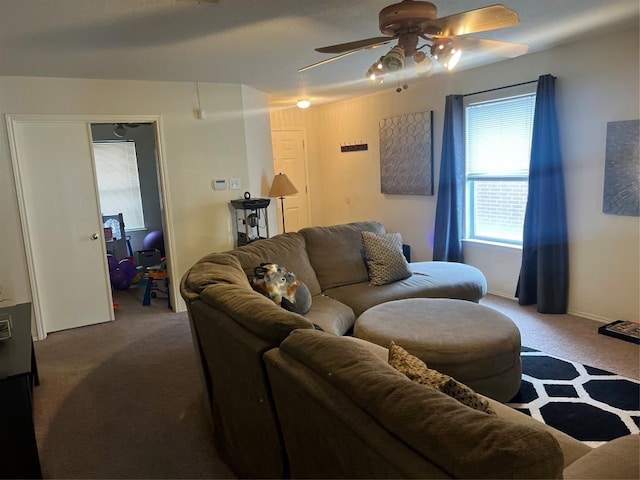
[
  {"x1": 465, "y1": 91, "x2": 536, "y2": 245},
  {"x1": 92, "y1": 141, "x2": 145, "y2": 230}
]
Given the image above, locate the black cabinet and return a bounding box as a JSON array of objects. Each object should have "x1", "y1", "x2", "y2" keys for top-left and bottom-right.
[{"x1": 0, "y1": 303, "x2": 41, "y2": 479}]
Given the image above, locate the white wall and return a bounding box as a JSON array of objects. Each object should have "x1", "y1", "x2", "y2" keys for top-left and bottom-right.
[
  {"x1": 241, "y1": 85, "x2": 278, "y2": 237},
  {"x1": 0, "y1": 77, "x2": 272, "y2": 313},
  {"x1": 271, "y1": 25, "x2": 640, "y2": 323}
]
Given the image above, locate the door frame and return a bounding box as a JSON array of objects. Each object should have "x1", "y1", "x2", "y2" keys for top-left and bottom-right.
[{"x1": 6, "y1": 114, "x2": 176, "y2": 339}]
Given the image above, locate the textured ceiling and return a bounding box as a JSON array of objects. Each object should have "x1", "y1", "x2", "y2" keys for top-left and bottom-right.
[{"x1": 0, "y1": 0, "x2": 638, "y2": 106}]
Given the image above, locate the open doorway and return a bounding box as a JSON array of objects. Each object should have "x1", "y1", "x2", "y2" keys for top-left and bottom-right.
[{"x1": 90, "y1": 123, "x2": 169, "y2": 311}]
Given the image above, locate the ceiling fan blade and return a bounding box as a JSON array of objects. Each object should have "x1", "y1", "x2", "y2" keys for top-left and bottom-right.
[
  {"x1": 453, "y1": 37, "x2": 528, "y2": 58},
  {"x1": 298, "y1": 49, "x2": 366, "y2": 72},
  {"x1": 423, "y1": 4, "x2": 520, "y2": 37},
  {"x1": 315, "y1": 36, "x2": 393, "y2": 54}
]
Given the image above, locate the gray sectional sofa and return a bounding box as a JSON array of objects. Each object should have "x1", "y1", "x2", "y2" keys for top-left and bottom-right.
[{"x1": 180, "y1": 221, "x2": 639, "y2": 479}]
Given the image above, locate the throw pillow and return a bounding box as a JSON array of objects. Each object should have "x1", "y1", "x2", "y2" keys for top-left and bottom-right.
[
  {"x1": 250, "y1": 263, "x2": 312, "y2": 315},
  {"x1": 361, "y1": 231, "x2": 412, "y2": 286},
  {"x1": 388, "y1": 341, "x2": 496, "y2": 415}
]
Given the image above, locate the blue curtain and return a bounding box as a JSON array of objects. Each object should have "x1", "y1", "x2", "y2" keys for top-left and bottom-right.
[
  {"x1": 516, "y1": 74, "x2": 569, "y2": 313},
  {"x1": 433, "y1": 94, "x2": 464, "y2": 262}
]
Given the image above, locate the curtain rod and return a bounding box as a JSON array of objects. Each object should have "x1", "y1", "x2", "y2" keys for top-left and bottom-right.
[{"x1": 462, "y1": 78, "x2": 539, "y2": 98}]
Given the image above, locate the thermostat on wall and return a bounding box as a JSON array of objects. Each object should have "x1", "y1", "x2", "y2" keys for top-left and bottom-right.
[{"x1": 212, "y1": 179, "x2": 228, "y2": 190}]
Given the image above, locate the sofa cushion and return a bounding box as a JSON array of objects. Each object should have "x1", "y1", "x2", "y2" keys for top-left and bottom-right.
[
  {"x1": 304, "y1": 294, "x2": 356, "y2": 336},
  {"x1": 488, "y1": 398, "x2": 592, "y2": 468},
  {"x1": 279, "y1": 329, "x2": 564, "y2": 479},
  {"x1": 563, "y1": 435, "x2": 640, "y2": 479},
  {"x1": 388, "y1": 341, "x2": 496, "y2": 415},
  {"x1": 300, "y1": 221, "x2": 385, "y2": 290},
  {"x1": 361, "y1": 231, "x2": 412, "y2": 286},
  {"x1": 230, "y1": 232, "x2": 322, "y2": 295},
  {"x1": 324, "y1": 261, "x2": 487, "y2": 317}
]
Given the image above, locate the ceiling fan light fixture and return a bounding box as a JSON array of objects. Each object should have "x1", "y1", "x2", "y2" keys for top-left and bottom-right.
[
  {"x1": 413, "y1": 51, "x2": 433, "y2": 76},
  {"x1": 296, "y1": 99, "x2": 311, "y2": 109},
  {"x1": 382, "y1": 45, "x2": 405, "y2": 71},
  {"x1": 366, "y1": 57, "x2": 386, "y2": 82},
  {"x1": 446, "y1": 48, "x2": 462, "y2": 70},
  {"x1": 431, "y1": 39, "x2": 462, "y2": 71}
]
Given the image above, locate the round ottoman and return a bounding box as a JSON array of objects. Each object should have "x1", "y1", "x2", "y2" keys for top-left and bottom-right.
[{"x1": 354, "y1": 298, "x2": 522, "y2": 402}]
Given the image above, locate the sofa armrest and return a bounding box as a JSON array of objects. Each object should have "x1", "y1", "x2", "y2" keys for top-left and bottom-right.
[{"x1": 563, "y1": 435, "x2": 640, "y2": 479}]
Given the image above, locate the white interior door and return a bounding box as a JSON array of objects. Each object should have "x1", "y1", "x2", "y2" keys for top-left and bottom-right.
[
  {"x1": 271, "y1": 129, "x2": 310, "y2": 232},
  {"x1": 8, "y1": 117, "x2": 114, "y2": 336}
]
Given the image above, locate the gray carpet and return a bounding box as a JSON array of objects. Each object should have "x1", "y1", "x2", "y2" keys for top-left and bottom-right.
[
  {"x1": 33, "y1": 289, "x2": 236, "y2": 479},
  {"x1": 32, "y1": 291, "x2": 639, "y2": 478}
]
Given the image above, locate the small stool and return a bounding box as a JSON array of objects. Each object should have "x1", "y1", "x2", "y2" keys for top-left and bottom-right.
[
  {"x1": 354, "y1": 298, "x2": 521, "y2": 402},
  {"x1": 143, "y1": 270, "x2": 171, "y2": 309}
]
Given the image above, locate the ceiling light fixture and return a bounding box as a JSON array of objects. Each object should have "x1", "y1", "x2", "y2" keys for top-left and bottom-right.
[
  {"x1": 366, "y1": 57, "x2": 386, "y2": 83},
  {"x1": 382, "y1": 45, "x2": 405, "y2": 71},
  {"x1": 413, "y1": 51, "x2": 433, "y2": 76},
  {"x1": 430, "y1": 38, "x2": 462, "y2": 71},
  {"x1": 363, "y1": 38, "x2": 463, "y2": 92},
  {"x1": 296, "y1": 99, "x2": 311, "y2": 109}
]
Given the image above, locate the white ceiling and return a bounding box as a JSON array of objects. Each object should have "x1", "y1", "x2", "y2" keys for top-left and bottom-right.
[{"x1": 1, "y1": 0, "x2": 638, "y2": 107}]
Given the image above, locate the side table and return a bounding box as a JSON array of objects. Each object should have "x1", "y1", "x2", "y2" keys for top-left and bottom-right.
[{"x1": 0, "y1": 303, "x2": 42, "y2": 479}]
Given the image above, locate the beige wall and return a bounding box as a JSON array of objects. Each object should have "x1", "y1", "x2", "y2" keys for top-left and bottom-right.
[
  {"x1": 0, "y1": 77, "x2": 273, "y2": 313},
  {"x1": 271, "y1": 25, "x2": 640, "y2": 323}
]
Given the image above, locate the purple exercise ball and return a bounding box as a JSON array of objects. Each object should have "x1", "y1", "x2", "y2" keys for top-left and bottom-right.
[{"x1": 143, "y1": 230, "x2": 165, "y2": 256}]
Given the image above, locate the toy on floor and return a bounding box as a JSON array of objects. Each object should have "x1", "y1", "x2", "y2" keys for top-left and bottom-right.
[
  {"x1": 143, "y1": 260, "x2": 171, "y2": 308},
  {"x1": 107, "y1": 256, "x2": 138, "y2": 291}
]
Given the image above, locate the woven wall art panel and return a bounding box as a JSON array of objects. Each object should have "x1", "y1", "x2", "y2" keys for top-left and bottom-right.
[
  {"x1": 603, "y1": 119, "x2": 639, "y2": 217},
  {"x1": 379, "y1": 111, "x2": 433, "y2": 196}
]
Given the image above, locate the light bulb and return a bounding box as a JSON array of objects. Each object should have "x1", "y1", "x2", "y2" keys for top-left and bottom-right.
[{"x1": 296, "y1": 99, "x2": 311, "y2": 109}]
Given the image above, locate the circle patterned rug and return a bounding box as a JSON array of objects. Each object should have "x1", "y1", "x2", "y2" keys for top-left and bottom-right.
[{"x1": 507, "y1": 347, "x2": 640, "y2": 447}]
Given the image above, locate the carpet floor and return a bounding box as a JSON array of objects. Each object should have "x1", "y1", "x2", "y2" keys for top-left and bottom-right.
[
  {"x1": 33, "y1": 289, "x2": 235, "y2": 479},
  {"x1": 31, "y1": 291, "x2": 639, "y2": 478}
]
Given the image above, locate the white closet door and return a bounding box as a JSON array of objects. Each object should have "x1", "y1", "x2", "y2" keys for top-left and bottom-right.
[{"x1": 9, "y1": 118, "x2": 114, "y2": 335}]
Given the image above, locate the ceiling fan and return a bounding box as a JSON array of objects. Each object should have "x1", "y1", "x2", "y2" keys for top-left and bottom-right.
[
  {"x1": 112, "y1": 123, "x2": 141, "y2": 138},
  {"x1": 299, "y1": 1, "x2": 528, "y2": 91}
]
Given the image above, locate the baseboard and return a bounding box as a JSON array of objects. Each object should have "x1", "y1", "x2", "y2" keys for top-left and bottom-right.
[
  {"x1": 486, "y1": 290, "x2": 614, "y2": 324},
  {"x1": 485, "y1": 290, "x2": 517, "y2": 301},
  {"x1": 566, "y1": 308, "x2": 612, "y2": 324}
]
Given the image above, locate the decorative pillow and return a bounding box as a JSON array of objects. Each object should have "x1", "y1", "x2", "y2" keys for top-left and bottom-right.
[
  {"x1": 361, "y1": 231, "x2": 412, "y2": 286},
  {"x1": 250, "y1": 263, "x2": 312, "y2": 315},
  {"x1": 388, "y1": 341, "x2": 496, "y2": 415}
]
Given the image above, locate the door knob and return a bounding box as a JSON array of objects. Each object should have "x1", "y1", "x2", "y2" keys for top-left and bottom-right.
[{"x1": 90, "y1": 233, "x2": 99, "y2": 240}]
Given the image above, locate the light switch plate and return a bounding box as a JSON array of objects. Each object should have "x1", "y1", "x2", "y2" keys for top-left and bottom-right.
[
  {"x1": 230, "y1": 178, "x2": 241, "y2": 190},
  {"x1": 212, "y1": 179, "x2": 228, "y2": 190}
]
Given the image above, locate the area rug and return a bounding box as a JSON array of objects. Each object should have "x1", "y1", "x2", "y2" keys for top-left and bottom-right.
[{"x1": 507, "y1": 347, "x2": 640, "y2": 447}]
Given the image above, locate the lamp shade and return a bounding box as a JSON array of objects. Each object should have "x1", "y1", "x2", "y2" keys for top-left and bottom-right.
[{"x1": 269, "y1": 173, "x2": 298, "y2": 197}]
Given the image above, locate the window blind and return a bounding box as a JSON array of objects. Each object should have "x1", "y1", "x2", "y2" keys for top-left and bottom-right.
[
  {"x1": 93, "y1": 141, "x2": 145, "y2": 230},
  {"x1": 466, "y1": 94, "x2": 536, "y2": 176}
]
